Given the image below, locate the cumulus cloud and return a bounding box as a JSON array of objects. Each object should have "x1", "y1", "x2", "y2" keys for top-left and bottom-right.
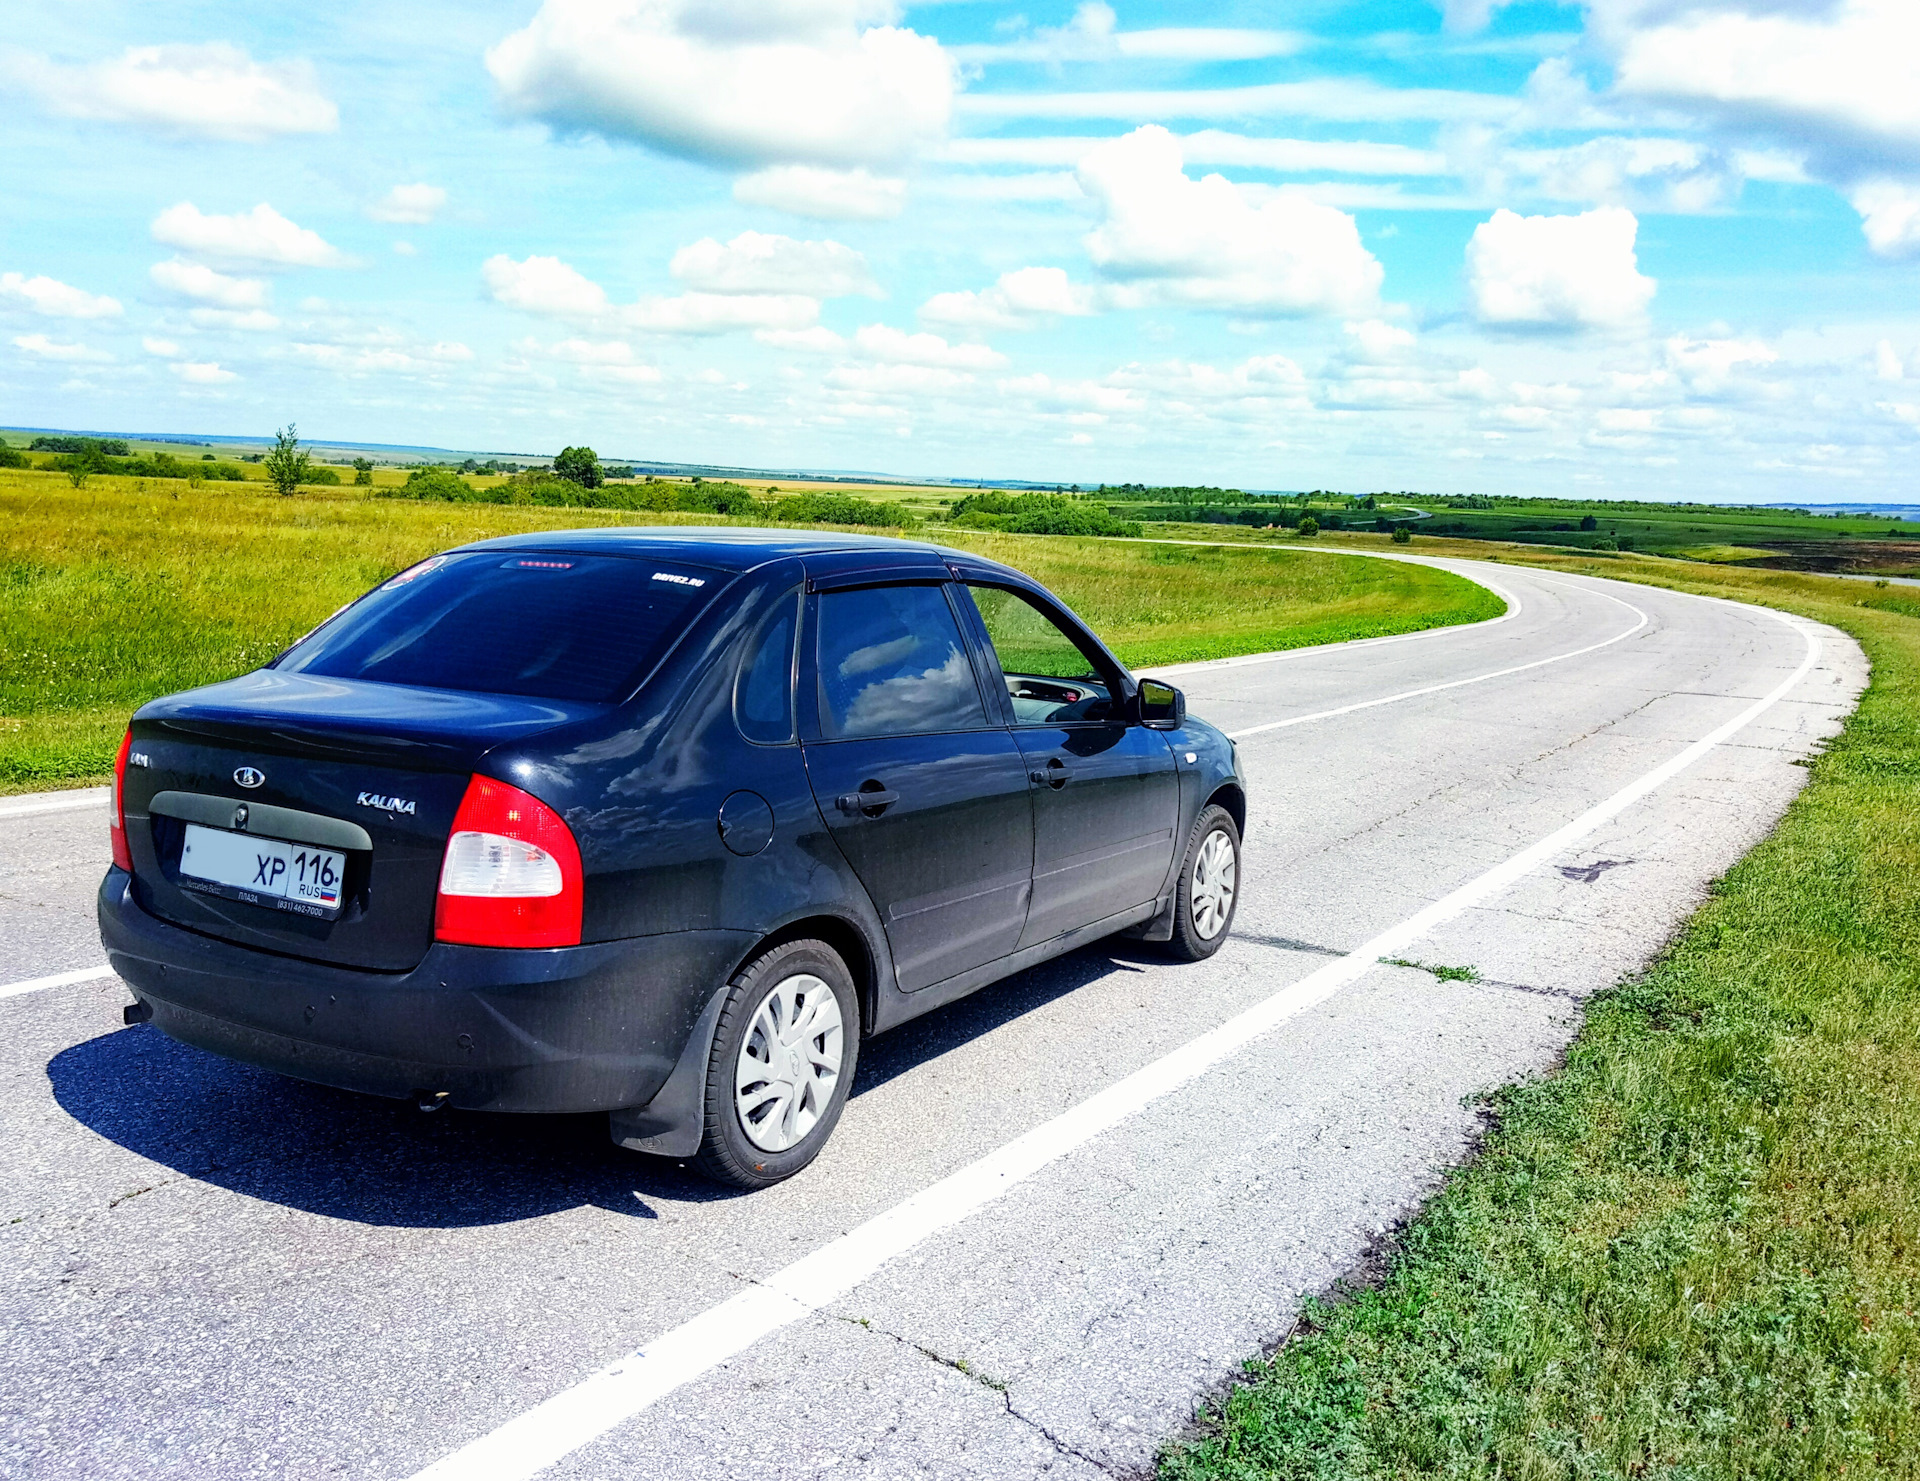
[
  {"x1": 366, "y1": 184, "x2": 447, "y2": 225},
  {"x1": 1454, "y1": 133, "x2": 1748, "y2": 213},
  {"x1": 920, "y1": 267, "x2": 1099, "y2": 331},
  {"x1": 486, "y1": 0, "x2": 953, "y2": 170},
  {"x1": 142, "y1": 337, "x2": 180, "y2": 357},
  {"x1": 1607, "y1": 0, "x2": 1920, "y2": 170},
  {"x1": 191, "y1": 308, "x2": 279, "y2": 331},
  {"x1": 153, "y1": 203, "x2": 347, "y2": 270},
  {"x1": 756, "y1": 325, "x2": 849, "y2": 353},
  {"x1": 670, "y1": 230, "x2": 878, "y2": 298},
  {"x1": 150, "y1": 259, "x2": 272, "y2": 310},
  {"x1": 171, "y1": 361, "x2": 238, "y2": 384},
  {"x1": 1466, "y1": 206, "x2": 1656, "y2": 330},
  {"x1": 481, "y1": 252, "x2": 820, "y2": 334},
  {"x1": 1076, "y1": 126, "x2": 1383, "y2": 315},
  {"x1": 1848, "y1": 180, "x2": 1920, "y2": 257},
  {"x1": 853, "y1": 325, "x2": 1008, "y2": 369},
  {"x1": 482, "y1": 254, "x2": 609, "y2": 318},
  {"x1": 732, "y1": 165, "x2": 906, "y2": 220},
  {"x1": 0, "y1": 272, "x2": 122, "y2": 319},
  {"x1": 11, "y1": 334, "x2": 111, "y2": 362},
  {"x1": 5, "y1": 43, "x2": 337, "y2": 141}
]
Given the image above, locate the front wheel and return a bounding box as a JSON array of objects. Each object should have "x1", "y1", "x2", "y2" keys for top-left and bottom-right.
[
  {"x1": 694, "y1": 939, "x2": 860, "y2": 1189},
  {"x1": 1163, "y1": 804, "x2": 1241, "y2": 961}
]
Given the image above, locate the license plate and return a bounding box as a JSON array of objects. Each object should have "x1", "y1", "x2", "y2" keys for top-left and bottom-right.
[{"x1": 179, "y1": 823, "x2": 346, "y2": 918}]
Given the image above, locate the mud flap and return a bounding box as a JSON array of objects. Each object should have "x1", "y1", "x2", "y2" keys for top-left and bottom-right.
[
  {"x1": 1121, "y1": 892, "x2": 1177, "y2": 943},
  {"x1": 608, "y1": 982, "x2": 730, "y2": 1158}
]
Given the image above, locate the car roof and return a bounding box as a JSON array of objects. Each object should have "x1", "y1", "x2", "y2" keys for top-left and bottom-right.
[{"x1": 458, "y1": 524, "x2": 1027, "y2": 582}]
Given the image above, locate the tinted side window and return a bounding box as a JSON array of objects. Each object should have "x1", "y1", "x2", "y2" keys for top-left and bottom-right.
[
  {"x1": 736, "y1": 595, "x2": 797, "y2": 744},
  {"x1": 815, "y1": 585, "x2": 988, "y2": 739},
  {"x1": 962, "y1": 585, "x2": 1116, "y2": 726}
]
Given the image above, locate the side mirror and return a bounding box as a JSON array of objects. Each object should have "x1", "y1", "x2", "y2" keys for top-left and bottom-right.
[{"x1": 1134, "y1": 678, "x2": 1185, "y2": 730}]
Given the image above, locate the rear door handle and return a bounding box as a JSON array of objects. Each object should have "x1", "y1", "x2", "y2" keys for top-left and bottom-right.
[{"x1": 836, "y1": 788, "x2": 899, "y2": 815}]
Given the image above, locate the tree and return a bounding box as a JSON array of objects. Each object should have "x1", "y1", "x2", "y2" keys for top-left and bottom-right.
[
  {"x1": 352, "y1": 457, "x2": 374, "y2": 487},
  {"x1": 264, "y1": 425, "x2": 311, "y2": 496},
  {"x1": 1579, "y1": 514, "x2": 1598, "y2": 531},
  {"x1": 554, "y1": 445, "x2": 603, "y2": 488}
]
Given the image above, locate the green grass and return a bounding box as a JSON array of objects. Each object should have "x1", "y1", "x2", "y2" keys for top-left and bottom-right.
[
  {"x1": 0, "y1": 471, "x2": 1499, "y2": 791},
  {"x1": 1164, "y1": 545, "x2": 1920, "y2": 1481}
]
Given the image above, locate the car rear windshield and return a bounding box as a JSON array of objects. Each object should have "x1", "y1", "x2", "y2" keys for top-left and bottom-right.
[{"x1": 274, "y1": 552, "x2": 723, "y2": 702}]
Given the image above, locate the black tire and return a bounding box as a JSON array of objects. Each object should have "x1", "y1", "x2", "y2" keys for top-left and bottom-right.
[
  {"x1": 1162, "y1": 804, "x2": 1241, "y2": 961},
  {"x1": 693, "y1": 938, "x2": 860, "y2": 1190}
]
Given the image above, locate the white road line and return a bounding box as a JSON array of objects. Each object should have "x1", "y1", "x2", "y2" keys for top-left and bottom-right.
[
  {"x1": 0, "y1": 964, "x2": 117, "y2": 1001},
  {"x1": 0, "y1": 788, "x2": 108, "y2": 819},
  {"x1": 405, "y1": 607, "x2": 1821, "y2": 1481},
  {"x1": 1226, "y1": 581, "x2": 1650, "y2": 742}
]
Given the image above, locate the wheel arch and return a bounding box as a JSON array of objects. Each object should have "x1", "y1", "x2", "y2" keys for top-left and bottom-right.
[
  {"x1": 1205, "y1": 781, "x2": 1246, "y2": 836},
  {"x1": 730, "y1": 913, "x2": 881, "y2": 1036}
]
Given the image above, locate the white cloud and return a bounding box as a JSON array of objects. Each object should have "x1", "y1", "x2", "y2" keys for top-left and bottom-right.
[
  {"x1": 482, "y1": 254, "x2": 609, "y2": 318},
  {"x1": 732, "y1": 165, "x2": 906, "y2": 220},
  {"x1": 1663, "y1": 334, "x2": 1776, "y2": 384},
  {"x1": 941, "y1": 133, "x2": 1448, "y2": 176},
  {"x1": 392, "y1": 241, "x2": 419, "y2": 257},
  {"x1": 142, "y1": 337, "x2": 180, "y2": 357},
  {"x1": 1608, "y1": 0, "x2": 1920, "y2": 167},
  {"x1": 171, "y1": 361, "x2": 238, "y2": 384},
  {"x1": 1459, "y1": 134, "x2": 1746, "y2": 213},
  {"x1": 920, "y1": 267, "x2": 1098, "y2": 331},
  {"x1": 1848, "y1": 180, "x2": 1920, "y2": 258},
  {"x1": 1876, "y1": 339, "x2": 1906, "y2": 380},
  {"x1": 951, "y1": 3, "x2": 1301, "y2": 64},
  {"x1": 486, "y1": 0, "x2": 953, "y2": 170},
  {"x1": 756, "y1": 325, "x2": 849, "y2": 353},
  {"x1": 853, "y1": 325, "x2": 1007, "y2": 369},
  {"x1": 150, "y1": 259, "x2": 272, "y2": 310},
  {"x1": 1077, "y1": 126, "x2": 1384, "y2": 315},
  {"x1": 1466, "y1": 207, "x2": 1656, "y2": 330},
  {"x1": 367, "y1": 184, "x2": 447, "y2": 225},
  {"x1": 152, "y1": 203, "x2": 347, "y2": 270},
  {"x1": 6, "y1": 43, "x2": 336, "y2": 141},
  {"x1": 11, "y1": 334, "x2": 111, "y2": 362},
  {"x1": 0, "y1": 272, "x2": 123, "y2": 319},
  {"x1": 670, "y1": 230, "x2": 878, "y2": 298}
]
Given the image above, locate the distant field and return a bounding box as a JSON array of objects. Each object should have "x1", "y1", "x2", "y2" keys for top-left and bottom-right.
[{"x1": 0, "y1": 470, "x2": 1499, "y2": 790}]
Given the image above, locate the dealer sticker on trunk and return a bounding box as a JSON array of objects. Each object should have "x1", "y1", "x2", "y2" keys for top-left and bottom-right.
[{"x1": 179, "y1": 823, "x2": 346, "y2": 918}]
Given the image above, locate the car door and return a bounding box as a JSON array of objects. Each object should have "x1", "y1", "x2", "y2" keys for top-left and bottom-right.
[
  {"x1": 801, "y1": 581, "x2": 1036, "y2": 993},
  {"x1": 956, "y1": 582, "x2": 1180, "y2": 951}
]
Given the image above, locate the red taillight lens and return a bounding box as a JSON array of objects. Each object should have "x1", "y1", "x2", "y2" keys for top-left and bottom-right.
[
  {"x1": 434, "y1": 775, "x2": 583, "y2": 948},
  {"x1": 109, "y1": 729, "x2": 134, "y2": 871}
]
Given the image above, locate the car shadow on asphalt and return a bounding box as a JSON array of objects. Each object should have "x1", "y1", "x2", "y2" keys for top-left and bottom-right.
[{"x1": 44, "y1": 941, "x2": 1159, "y2": 1230}]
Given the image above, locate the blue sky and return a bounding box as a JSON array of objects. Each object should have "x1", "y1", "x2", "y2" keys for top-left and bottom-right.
[{"x1": 2, "y1": 0, "x2": 1917, "y2": 499}]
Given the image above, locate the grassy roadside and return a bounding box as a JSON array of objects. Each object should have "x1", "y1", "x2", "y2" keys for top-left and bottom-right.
[
  {"x1": 1165, "y1": 542, "x2": 1920, "y2": 1480},
  {"x1": 0, "y1": 473, "x2": 1499, "y2": 792}
]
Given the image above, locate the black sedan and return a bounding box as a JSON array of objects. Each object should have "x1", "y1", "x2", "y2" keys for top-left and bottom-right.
[{"x1": 99, "y1": 528, "x2": 1246, "y2": 1186}]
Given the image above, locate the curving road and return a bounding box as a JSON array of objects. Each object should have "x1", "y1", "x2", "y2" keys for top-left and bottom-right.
[{"x1": 0, "y1": 555, "x2": 1868, "y2": 1481}]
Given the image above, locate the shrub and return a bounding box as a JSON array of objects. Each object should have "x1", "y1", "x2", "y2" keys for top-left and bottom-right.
[
  {"x1": 1579, "y1": 513, "x2": 1599, "y2": 531},
  {"x1": 303, "y1": 467, "x2": 342, "y2": 486},
  {"x1": 1592, "y1": 537, "x2": 1618, "y2": 551},
  {"x1": 392, "y1": 467, "x2": 482, "y2": 501},
  {"x1": 31, "y1": 436, "x2": 129, "y2": 456},
  {"x1": 1298, "y1": 516, "x2": 1320, "y2": 537},
  {"x1": 0, "y1": 445, "x2": 26, "y2": 469},
  {"x1": 352, "y1": 457, "x2": 373, "y2": 487},
  {"x1": 947, "y1": 491, "x2": 1136, "y2": 537},
  {"x1": 775, "y1": 492, "x2": 917, "y2": 527},
  {"x1": 1392, "y1": 524, "x2": 1412, "y2": 544}
]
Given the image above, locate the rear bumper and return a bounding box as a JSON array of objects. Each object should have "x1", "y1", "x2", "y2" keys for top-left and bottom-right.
[{"x1": 98, "y1": 867, "x2": 751, "y2": 1114}]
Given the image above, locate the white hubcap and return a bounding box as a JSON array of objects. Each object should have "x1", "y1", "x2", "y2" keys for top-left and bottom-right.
[
  {"x1": 1190, "y1": 829, "x2": 1236, "y2": 940},
  {"x1": 734, "y1": 973, "x2": 845, "y2": 1153}
]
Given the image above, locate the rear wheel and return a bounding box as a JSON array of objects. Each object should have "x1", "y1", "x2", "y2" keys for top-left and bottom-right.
[
  {"x1": 1163, "y1": 804, "x2": 1240, "y2": 961},
  {"x1": 694, "y1": 939, "x2": 859, "y2": 1189}
]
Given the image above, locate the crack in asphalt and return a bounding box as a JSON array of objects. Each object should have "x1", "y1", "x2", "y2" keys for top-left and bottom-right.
[{"x1": 836, "y1": 1312, "x2": 1122, "y2": 1475}]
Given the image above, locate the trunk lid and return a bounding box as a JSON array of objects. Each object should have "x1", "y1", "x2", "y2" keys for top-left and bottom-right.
[{"x1": 121, "y1": 671, "x2": 601, "y2": 971}]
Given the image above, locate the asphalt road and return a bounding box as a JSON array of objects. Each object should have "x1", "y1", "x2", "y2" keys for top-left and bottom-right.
[{"x1": 0, "y1": 555, "x2": 1868, "y2": 1481}]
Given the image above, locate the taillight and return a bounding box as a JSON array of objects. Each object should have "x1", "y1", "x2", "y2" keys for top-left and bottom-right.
[
  {"x1": 434, "y1": 775, "x2": 583, "y2": 948},
  {"x1": 109, "y1": 729, "x2": 134, "y2": 871}
]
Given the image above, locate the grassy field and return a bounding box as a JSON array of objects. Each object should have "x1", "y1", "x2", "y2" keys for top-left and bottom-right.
[
  {"x1": 0, "y1": 470, "x2": 1499, "y2": 791},
  {"x1": 1164, "y1": 542, "x2": 1920, "y2": 1481}
]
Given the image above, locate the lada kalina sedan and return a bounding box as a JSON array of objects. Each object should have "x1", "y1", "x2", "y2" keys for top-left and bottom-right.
[{"x1": 99, "y1": 529, "x2": 1246, "y2": 1186}]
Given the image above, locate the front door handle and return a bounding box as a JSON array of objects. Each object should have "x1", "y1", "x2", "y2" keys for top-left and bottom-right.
[
  {"x1": 836, "y1": 787, "x2": 899, "y2": 816},
  {"x1": 1031, "y1": 759, "x2": 1073, "y2": 788}
]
